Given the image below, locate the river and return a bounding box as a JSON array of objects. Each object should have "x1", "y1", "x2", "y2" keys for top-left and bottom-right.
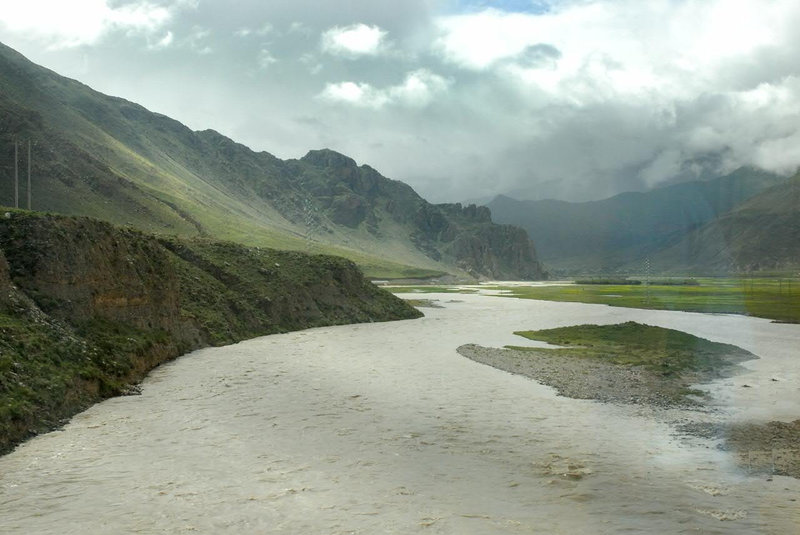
[{"x1": 1, "y1": 293, "x2": 798, "y2": 533}]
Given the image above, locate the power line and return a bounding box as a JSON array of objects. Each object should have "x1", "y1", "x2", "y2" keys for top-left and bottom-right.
[
  {"x1": 14, "y1": 140, "x2": 18, "y2": 209},
  {"x1": 27, "y1": 140, "x2": 31, "y2": 210},
  {"x1": 5, "y1": 138, "x2": 34, "y2": 210}
]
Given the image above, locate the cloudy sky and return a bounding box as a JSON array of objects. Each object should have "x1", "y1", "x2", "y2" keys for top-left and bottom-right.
[{"x1": 1, "y1": 0, "x2": 799, "y2": 203}]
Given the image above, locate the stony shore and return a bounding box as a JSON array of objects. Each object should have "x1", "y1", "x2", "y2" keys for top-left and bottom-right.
[
  {"x1": 457, "y1": 343, "x2": 702, "y2": 409},
  {"x1": 458, "y1": 343, "x2": 800, "y2": 478}
]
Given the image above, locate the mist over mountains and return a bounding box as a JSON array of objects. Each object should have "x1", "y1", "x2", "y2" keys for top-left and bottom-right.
[{"x1": 487, "y1": 168, "x2": 800, "y2": 275}]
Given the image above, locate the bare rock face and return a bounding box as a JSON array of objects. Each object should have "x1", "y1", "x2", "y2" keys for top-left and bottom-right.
[
  {"x1": 450, "y1": 224, "x2": 544, "y2": 281},
  {"x1": 300, "y1": 149, "x2": 547, "y2": 280}
]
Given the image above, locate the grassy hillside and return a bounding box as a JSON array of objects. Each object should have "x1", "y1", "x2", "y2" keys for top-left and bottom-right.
[
  {"x1": 0, "y1": 42, "x2": 544, "y2": 280},
  {"x1": 487, "y1": 168, "x2": 783, "y2": 274},
  {"x1": 651, "y1": 172, "x2": 800, "y2": 273},
  {"x1": 0, "y1": 210, "x2": 421, "y2": 453}
]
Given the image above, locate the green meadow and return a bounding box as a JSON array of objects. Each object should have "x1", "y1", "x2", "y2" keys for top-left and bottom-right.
[
  {"x1": 491, "y1": 278, "x2": 800, "y2": 323},
  {"x1": 511, "y1": 322, "x2": 754, "y2": 376},
  {"x1": 391, "y1": 277, "x2": 800, "y2": 323}
]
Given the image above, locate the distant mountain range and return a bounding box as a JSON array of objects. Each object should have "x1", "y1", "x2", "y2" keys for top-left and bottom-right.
[
  {"x1": 488, "y1": 167, "x2": 798, "y2": 274},
  {"x1": 651, "y1": 172, "x2": 800, "y2": 273},
  {"x1": 0, "y1": 42, "x2": 545, "y2": 281}
]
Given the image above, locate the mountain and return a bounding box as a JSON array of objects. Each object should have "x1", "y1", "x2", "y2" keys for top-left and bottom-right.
[
  {"x1": 650, "y1": 172, "x2": 800, "y2": 273},
  {"x1": 0, "y1": 42, "x2": 544, "y2": 281},
  {"x1": 487, "y1": 168, "x2": 783, "y2": 274}
]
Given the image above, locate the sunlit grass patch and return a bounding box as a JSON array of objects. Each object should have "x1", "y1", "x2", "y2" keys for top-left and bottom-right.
[{"x1": 493, "y1": 277, "x2": 800, "y2": 323}]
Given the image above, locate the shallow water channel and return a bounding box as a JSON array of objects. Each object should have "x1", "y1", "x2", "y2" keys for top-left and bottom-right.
[{"x1": 1, "y1": 294, "x2": 799, "y2": 533}]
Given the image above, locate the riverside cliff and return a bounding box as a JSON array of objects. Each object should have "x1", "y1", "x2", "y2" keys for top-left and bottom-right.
[{"x1": 0, "y1": 211, "x2": 421, "y2": 453}]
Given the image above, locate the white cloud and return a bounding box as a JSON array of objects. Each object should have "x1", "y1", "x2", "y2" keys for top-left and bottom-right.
[
  {"x1": 5, "y1": 0, "x2": 799, "y2": 202},
  {"x1": 319, "y1": 81, "x2": 387, "y2": 108},
  {"x1": 0, "y1": 0, "x2": 174, "y2": 49},
  {"x1": 685, "y1": 77, "x2": 800, "y2": 176},
  {"x1": 434, "y1": 1, "x2": 799, "y2": 102},
  {"x1": 235, "y1": 23, "x2": 272, "y2": 38},
  {"x1": 258, "y1": 48, "x2": 277, "y2": 69},
  {"x1": 321, "y1": 23, "x2": 387, "y2": 58},
  {"x1": 288, "y1": 21, "x2": 312, "y2": 37},
  {"x1": 389, "y1": 69, "x2": 451, "y2": 107},
  {"x1": 184, "y1": 25, "x2": 211, "y2": 54},
  {"x1": 318, "y1": 69, "x2": 449, "y2": 109},
  {"x1": 256, "y1": 23, "x2": 274, "y2": 36},
  {"x1": 148, "y1": 31, "x2": 174, "y2": 50}
]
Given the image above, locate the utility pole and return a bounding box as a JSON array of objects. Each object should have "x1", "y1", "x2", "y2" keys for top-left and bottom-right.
[
  {"x1": 13, "y1": 140, "x2": 18, "y2": 209},
  {"x1": 27, "y1": 140, "x2": 31, "y2": 210}
]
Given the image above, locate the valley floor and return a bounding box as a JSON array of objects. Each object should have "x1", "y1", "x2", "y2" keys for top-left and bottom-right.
[{"x1": 1, "y1": 294, "x2": 799, "y2": 533}]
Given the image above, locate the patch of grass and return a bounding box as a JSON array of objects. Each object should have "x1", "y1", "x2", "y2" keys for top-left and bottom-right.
[
  {"x1": 492, "y1": 277, "x2": 800, "y2": 323},
  {"x1": 385, "y1": 285, "x2": 478, "y2": 294},
  {"x1": 402, "y1": 299, "x2": 442, "y2": 309},
  {"x1": 573, "y1": 278, "x2": 699, "y2": 286},
  {"x1": 160, "y1": 237, "x2": 422, "y2": 345},
  {"x1": 574, "y1": 278, "x2": 642, "y2": 285},
  {"x1": 0, "y1": 311, "x2": 129, "y2": 451},
  {"x1": 512, "y1": 321, "x2": 754, "y2": 376}
]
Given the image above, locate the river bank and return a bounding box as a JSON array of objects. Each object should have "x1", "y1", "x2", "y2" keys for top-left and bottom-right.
[
  {"x1": 457, "y1": 343, "x2": 710, "y2": 408},
  {"x1": 458, "y1": 342, "x2": 800, "y2": 478},
  {"x1": 0, "y1": 211, "x2": 420, "y2": 454},
  {"x1": 1, "y1": 294, "x2": 798, "y2": 533}
]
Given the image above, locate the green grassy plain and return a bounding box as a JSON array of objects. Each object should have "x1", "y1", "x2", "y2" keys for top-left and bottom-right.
[
  {"x1": 491, "y1": 278, "x2": 800, "y2": 323},
  {"x1": 389, "y1": 277, "x2": 800, "y2": 323}
]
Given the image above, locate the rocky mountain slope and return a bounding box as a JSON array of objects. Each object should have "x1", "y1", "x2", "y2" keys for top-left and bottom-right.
[
  {"x1": 487, "y1": 168, "x2": 783, "y2": 274},
  {"x1": 0, "y1": 42, "x2": 544, "y2": 281},
  {"x1": 650, "y1": 171, "x2": 800, "y2": 273},
  {"x1": 0, "y1": 211, "x2": 420, "y2": 454}
]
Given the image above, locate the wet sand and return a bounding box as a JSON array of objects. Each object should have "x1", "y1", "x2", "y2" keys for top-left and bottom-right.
[{"x1": 1, "y1": 294, "x2": 799, "y2": 533}]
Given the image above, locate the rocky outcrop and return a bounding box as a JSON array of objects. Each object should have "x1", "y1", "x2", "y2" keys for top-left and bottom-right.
[
  {"x1": 0, "y1": 211, "x2": 421, "y2": 454},
  {"x1": 299, "y1": 149, "x2": 547, "y2": 280},
  {"x1": 449, "y1": 224, "x2": 544, "y2": 280}
]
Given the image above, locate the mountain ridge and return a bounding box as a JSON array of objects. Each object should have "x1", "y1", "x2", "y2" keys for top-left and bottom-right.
[
  {"x1": 0, "y1": 41, "x2": 545, "y2": 281},
  {"x1": 487, "y1": 167, "x2": 786, "y2": 274},
  {"x1": 650, "y1": 172, "x2": 800, "y2": 273}
]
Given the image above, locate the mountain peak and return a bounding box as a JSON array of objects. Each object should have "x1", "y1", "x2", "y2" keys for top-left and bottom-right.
[{"x1": 301, "y1": 149, "x2": 358, "y2": 169}]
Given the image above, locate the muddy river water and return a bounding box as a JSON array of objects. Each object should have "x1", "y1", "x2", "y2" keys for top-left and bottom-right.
[{"x1": 1, "y1": 294, "x2": 799, "y2": 533}]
